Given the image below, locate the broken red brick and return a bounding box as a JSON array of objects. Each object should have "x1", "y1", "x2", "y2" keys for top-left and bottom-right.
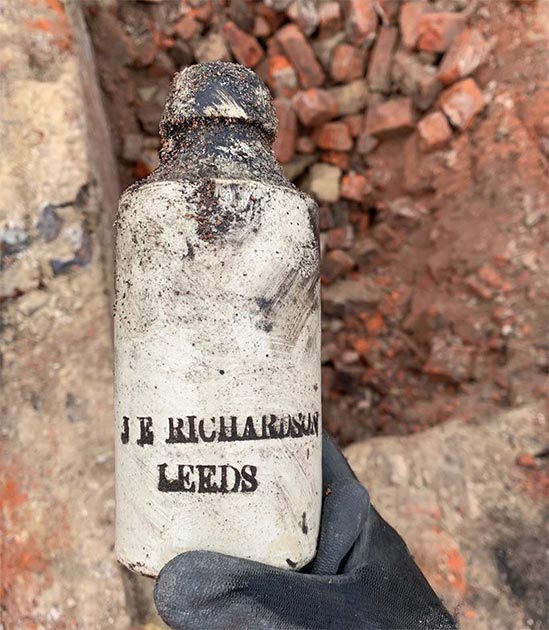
[
  {"x1": 477, "y1": 264, "x2": 503, "y2": 289},
  {"x1": 254, "y1": 15, "x2": 272, "y2": 38},
  {"x1": 417, "y1": 111, "x2": 452, "y2": 150},
  {"x1": 276, "y1": 23, "x2": 325, "y2": 88},
  {"x1": 321, "y1": 249, "x2": 355, "y2": 283},
  {"x1": 293, "y1": 88, "x2": 338, "y2": 126},
  {"x1": 438, "y1": 28, "x2": 490, "y2": 85},
  {"x1": 339, "y1": 117, "x2": 360, "y2": 141},
  {"x1": 416, "y1": 12, "x2": 466, "y2": 53},
  {"x1": 273, "y1": 98, "x2": 297, "y2": 164},
  {"x1": 345, "y1": 0, "x2": 378, "y2": 45},
  {"x1": 330, "y1": 44, "x2": 367, "y2": 83},
  {"x1": 223, "y1": 21, "x2": 264, "y2": 67},
  {"x1": 321, "y1": 151, "x2": 351, "y2": 170},
  {"x1": 399, "y1": 0, "x2": 426, "y2": 49},
  {"x1": 267, "y1": 54, "x2": 299, "y2": 97},
  {"x1": 440, "y1": 78, "x2": 485, "y2": 130},
  {"x1": 314, "y1": 121, "x2": 353, "y2": 151},
  {"x1": 365, "y1": 97, "x2": 415, "y2": 137},
  {"x1": 367, "y1": 26, "x2": 398, "y2": 93},
  {"x1": 516, "y1": 453, "x2": 538, "y2": 469},
  {"x1": 174, "y1": 14, "x2": 201, "y2": 40},
  {"x1": 327, "y1": 225, "x2": 354, "y2": 250},
  {"x1": 318, "y1": 1, "x2": 342, "y2": 36},
  {"x1": 340, "y1": 171, "x2": 369, "y2": 201}
]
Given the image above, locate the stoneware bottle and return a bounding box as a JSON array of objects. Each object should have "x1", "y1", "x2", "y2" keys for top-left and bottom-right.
[{"x1": 114, "y1": 62, "x2": 322, "y2": 577}]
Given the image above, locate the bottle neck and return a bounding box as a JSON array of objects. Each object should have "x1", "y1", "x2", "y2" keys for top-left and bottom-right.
[{"x1": 150, "y1": 119, "x2": 289, "y2": 188}]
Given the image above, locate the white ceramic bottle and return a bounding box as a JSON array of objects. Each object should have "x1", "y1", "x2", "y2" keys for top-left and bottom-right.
[{"x1": 114, "y1": 62, "x2": 322, "y2": 577}]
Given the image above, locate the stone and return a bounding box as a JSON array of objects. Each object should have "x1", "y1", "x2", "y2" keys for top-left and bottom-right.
[
  {"x1": 314, "y1": 121, "x2": 353, "y2": 151},
  {"x1": 290, "y1": 0, "x2": 320, "y2": 37},
  {"x1": 328, "y1": 80, "x2": 369, "y2": 116},
  {"x1": 307, "y1": 163, "x2": 342, "y2": 202},
  {"x1": 254, "y1": 15, "x2": 272, "y2": 38},
  {"x1": 399, "y1": 0, "x2": 426, "y2": 49},
  {"x1": 345, "y1": 403, "x2": 547, "y2": 630},
  {"x1": 36, "y1": 205, "x2": 63, "y2": 242},
  {"x1": 276, "y1": 23, "x2": 325, "y2": 88},
  {"x1": 417, "y1": 111, "x2": 452, "y2": 150},
  {"x1": 416, "y1": 12, "x2": 466, "y2": 53},
  {"x1": 440, "y1": 78, "x2": 485, "y2": 130},
  {"x1": 229, "y1": 0, "x2": 255, "y2": 32},
  {"x1": 365, "y1": 97, "x2": 415, "y2": 137},
  {"x1": 330, "y1": 43, "x2": 367, "y2": 83},
  {"x1": 327, "y1": 225, "x2": 354, "y2": 250},
  {"x1": 223, "y1": 21, "x2": 264, "y2": 68},
  {"x1": 321, "y1": 248, "x2": 355, "y2": 283},
  {"x1": 293, "y1": 88, "x2": 338, "y2": 126},
  {"x1": 345, "y1": 0, "x2": 378, "y2": 46},
  {"x1": 340, "y1": 171, "x2": 369, "y2": 201},
  {"x1": 194, "y1": 31, "x2": 231, "y2": 63},
  {"x1": 423, "y1": 334, "x2": 474, "y2": 382},
  {"x1": 268, "y1": 54, "x2": 299, "y2": 97},
  {"x1": 392, "y1": 50, "x2": 442, "y2": 111},
  {"x1": 273, "y1": 98, "x2": 297, "y2": 163},
  {"x1": 438, "y1": 28, "x2": 490, "y2": 85},
  {"x1": 367, "y1": 26, "x2": 398, "y2": 93},
  {"x1": 322, "y1": 276, "x2": 380, "y2": 306}
]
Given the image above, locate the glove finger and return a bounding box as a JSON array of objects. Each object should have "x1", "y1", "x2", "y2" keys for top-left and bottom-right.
[{"x1": 154, "y1": 549, "x2": 359, "y2": 630}]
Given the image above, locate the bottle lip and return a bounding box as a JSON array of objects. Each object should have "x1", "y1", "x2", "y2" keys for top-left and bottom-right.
[{"x1": 160, "y1": 62, "x2": 278, "y2": 141}]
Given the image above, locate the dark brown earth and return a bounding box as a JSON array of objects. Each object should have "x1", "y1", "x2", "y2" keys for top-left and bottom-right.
[{"x1": 85, "y1": 0, "x2": 548, "y2": 445}]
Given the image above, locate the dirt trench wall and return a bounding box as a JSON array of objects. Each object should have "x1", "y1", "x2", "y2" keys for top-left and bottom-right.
[{"x1": 0, "y1": 1, "x2": 135, "y2": 627}]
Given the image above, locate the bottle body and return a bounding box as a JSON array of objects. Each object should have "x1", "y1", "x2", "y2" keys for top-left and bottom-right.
[{"x1": 114, "y1": 177, "x2": 321, "y2": 576}]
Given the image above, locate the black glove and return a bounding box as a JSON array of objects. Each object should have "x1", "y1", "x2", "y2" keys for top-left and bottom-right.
[{"x1": 154, "y1": 434, "x2": 458, "y2": 629}]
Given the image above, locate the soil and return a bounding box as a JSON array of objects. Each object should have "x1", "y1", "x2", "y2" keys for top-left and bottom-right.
[{"x1": 84, "y1": 0, "x2": 548, "y2": 445}]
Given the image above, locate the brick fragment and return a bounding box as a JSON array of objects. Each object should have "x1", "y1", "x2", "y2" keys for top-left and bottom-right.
[
  {"x1": 417, "y1": 111, "x2": 452, "y2": 151},
  {"x1": 223, "y1": 21, "x2": 264, "y2": 67},
  {"x1": 345, "y1": 0, "x2": 378, "y2": 45},
  {"x1": 307, "y1": 163, "x2": 341, "y2": 202},
  {"x1": 356, "y1": 132, "x2": 379, "y2": 154},
  {"x1": 423, "y1": 334, "x2": 474, "y2": 382},
  {"x1": 417, "y1": 12, "x2": 466, "y2": 53},
  {"x1": 328, "y1": 80, "x2": 368, "y2": 116},
  {"x1": 438, "y1": 28, "x2": 490, "y2": 85},
  {"x1": 254, "y1": 15, "x2": 272, "y2": 37},
  {"x1": 314, "y1": 121, "x2": 353, "y2": 151},
  {"x1": 276, "y1": 23, "x2": 325, "y2": 88},
  {"x1": 318, "y1": 1, "x2": 342, "y2": 36},
  {"x1": 367, "y1": 26, "x2": 398, "y2": 93},
  {"x1": 321, "y1": 151, "x2": 351, "y2": 170},
  {"x1": 174, "y1": 15, "x2": 201, "y2": 40},
  {"x1": 399, "y1": 0, "x2": 426, "y2": 49},
  {"x1": 296, "y1": 136, "x2": 316, "y2": 153},
  {"x1": 343, "y1": 114, "x2": 364, "y2": 137},
  {"x1": 273, "y1": 98, "x2": 297, "y2": 164},
  {"x1": 312, "y1": 32, "x2": 346, "y2": 70},
  {"x1": 327, "y1": 225, "x2": 354, "y2": 250},
  {"x1": 365, "y1": 97, "x2": 415, "y2": 137},
  {"x1": 330, "y1": 44, "x2": 367, "y2": 83},
  {"x1": 321, "y1": 249, "x2": 355, "y2": 283},
  {"x1": 515, "y1": 453, "x2": 538, "y2": 469},
  {"x1": 440, "y1": 78, "x2": 485, "y2": 130},
  {"x1": 267, "y1": 54, "x2": 299, "y2": 97},
  {"x1": 293, "y1": 88, "x2": 338, "y2": 126},
  {"x1": 392, "y1": 50, "x2": 441, "y2": 111},
  {"x1": 340, "y1": 171, "x2": 369, "y2": 201},
  {"x1": 194, "y1": 32, "x2": 230, "y2": 63}
]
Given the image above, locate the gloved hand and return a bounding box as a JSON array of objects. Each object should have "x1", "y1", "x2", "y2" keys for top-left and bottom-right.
[{"x1": 154, "y1": 434, "x2": 458, "y2": 629}]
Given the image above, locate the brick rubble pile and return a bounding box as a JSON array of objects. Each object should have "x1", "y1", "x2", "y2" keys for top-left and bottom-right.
[{"x1": 85, "y1": 0, "x2": 548, "y2": 443}]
